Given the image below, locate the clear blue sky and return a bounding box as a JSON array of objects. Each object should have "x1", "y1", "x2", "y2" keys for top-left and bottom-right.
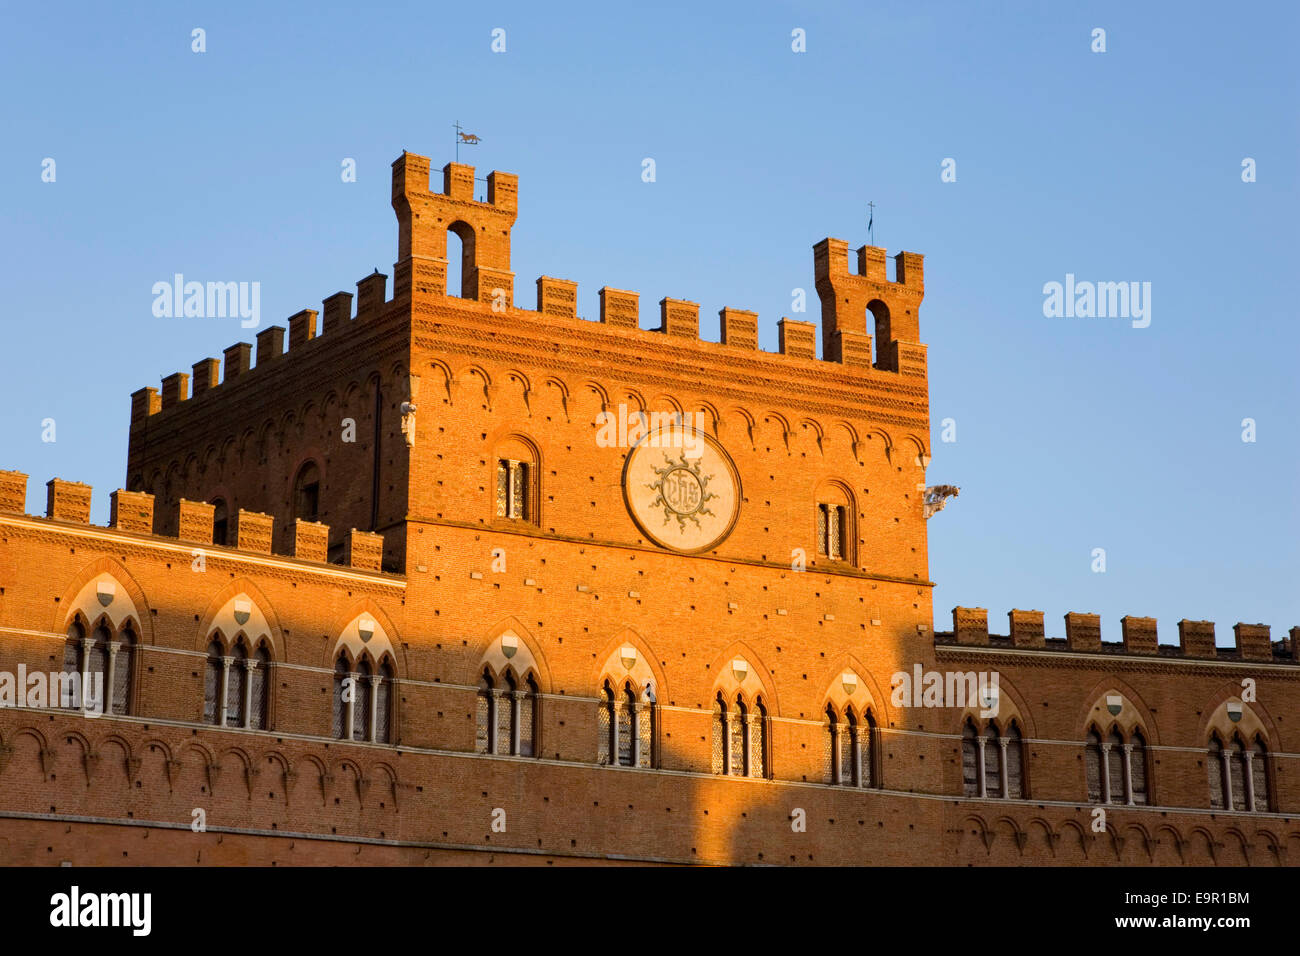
[{"x1": 2, "y1": 1, "x2": 1296, "y2": 646}]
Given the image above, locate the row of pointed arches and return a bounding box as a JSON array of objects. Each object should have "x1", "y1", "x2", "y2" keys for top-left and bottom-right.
[
  {"x1": 333, "y1": 651, "x2": 397, "y2": 745},
  {"x1": 61, "y1": 619, "x2": 136, "y2": 715},
  {"x1": 712, "y1": 693, "x2": 769, "y2": 778},
  {"x1": 475, "y1": 667, "x2": 539, "y2": 757},
  {"x1": 825, "y1": 705, "x2": 879, "y2": 788}
]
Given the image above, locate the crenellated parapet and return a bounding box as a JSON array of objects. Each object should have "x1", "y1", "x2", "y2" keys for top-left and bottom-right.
[
  {"x1": 129, "y1": 268, "x2": 395, "y2": 431},
  {"x1": 388, "y1": 151, "x2": 926, "y2": 375},
  {"x1": 132, "y1": 151, "x2": 930, "y2": 434},
  {"x1": 939, "y1": 606, "x2": 1298, "y2": 664},
  {"x1": 0, "y1": 470, "x2": 390, "y2": 574}
]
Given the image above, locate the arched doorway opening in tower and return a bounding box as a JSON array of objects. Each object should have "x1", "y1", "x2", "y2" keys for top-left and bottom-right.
[{"x1": 446, "y1": 221, "x2": 476, "y2": 299}]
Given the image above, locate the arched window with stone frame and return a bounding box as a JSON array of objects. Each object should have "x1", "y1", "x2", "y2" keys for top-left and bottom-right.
[
  {"x1": 729, "y1": 696, "x2": 748, "y2": 777},
  {"x1": 211, "y1": 497, "x2": 229, "y2": 546},
  {"x1": 60, "y1": 621, "x2": 84, "y2": 709},
  {"x1": 60, "y1": 615, "x2": 141, "y2": 716},
  {"x1": 352, "y1": 658, "x2": 373, "y2": 743},
  {"x1": 476, "y1": 670, "x2": 495, "y2": 754},
  {"x1": 961, "y1": 719, "x2": 980, "y2": 797},
  {"x1": 111, "y1": 624, "x2": 137, "y2": 717},
  {"x1": 1129, "y1": 728, "x2": 1148, "y2": 805},
  {"x1": 1225, "y1": 735, "x2": 1249, "y2": 811},
  {"x1": 493, "y1": 437, "x2": 541, "y2": 526},
  {"x1": 474, "y1": 666, "x2": 538, "y2": 758},
  {"x1": 826, "y1": 704, "x2": 872, "y2": 787},
  {"x1": 247, "y1": 642, "x2": 270, "y2": 730},
  {"x1": 1084, "y1": 723, "x2": 1149, "y2": 806},
  {"x1": 712, "y1": 694, "x2": 728, "y2": 775},
  {"x1": 750, "y1": 698, "x2": 768, "y2": 778},
  {"x1": 331, "y1": 650, "x2": 394, "y2": 744},
  {"x1": 333, "y1": 655, "x2": 350, "y2": 740},
  {"x1": 496, "y1": 671, "x2": 517, "y2": 755},
  {"x1": 1249, "y1": 736, "x2": 1271, "y2": 811},
  {"x1": 292, "y1": 461, "x2": 322, "y2": 523},
  {"x1": 983, "y1": 722, "x2": 1003, "y2": 797},
  {"x1": 225, "y1": 642, "x2": 248, "y2": 727},
  {"x1": 814, "y1": 482, "x2": 856, "y2": 564},
  {"x1": 1084, "y1": 727, "x2": 1104, "y2": 802},
  {"x1": 598, "y1": 681, "x2": 616, "y2": 765},
  {"x1": 1004, "y1": 720, "x2": 1025, "y2": 799},
  {"x1": 518, "y1": 673, "x2": 538, "y2": 757},
  {"x1": 961, "y1": 717, "x2": 1025, "y2": 799},
  {"x1": 617, "y1": 683, "x2": 635, "y2": 766},
  {"x1": 1105, "y1": 728, "x2": 1126, "y2": 804},
  {"x1": 204, "y1": 640, "x2": 223, "y2": 725},
  {"x1": 374, "y1": 657, "x2": 395, "y2": 745}
]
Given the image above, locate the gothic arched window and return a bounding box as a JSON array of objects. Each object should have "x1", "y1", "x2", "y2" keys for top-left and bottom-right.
[
  {"x1": 598, "y1": 682, "x2": 615, "y2": 765},
  {"x1": 984, "y1": 722, "x2": 1003, "y2": 797},
  {"x1": 111, "y1": 625, "x2": 136, "y2": 716},
  {"x1": 248, "y1": 644, "x2": 270, "y2": 730},
  {"x1": 730, "y1": 697, "x2": 748, "y2": 777},
  {"x1": 1106, "y1": 729, "x2": 1126, "y2": 804},
  {"x1": 476, "y1": 671, "x2": 494, "y2": 754},
  {"x1": 1130, "y1": 729, "x2": 1148, "y2": 805},
  {"x1": 751, "y1": 699, "x2": 768, "y2": 778},
  {"x1": 375, "y1": 659, "x2": 395, "y2": 745},
  {"x1": 333, "y1": 656, "x2": 349, "y2": 740},
  {"x1": 1250, "y1": 737, "x2": 1270, "y2": 811},
  {"x1": 293, "y1": 462, "x2": 321, "y2": 522},
  {"x1": 712, "y1": 694, "x2": 727, "y2": 775},
  {"x1": 1005, "y1": 721, "x2": 1024, "y2": 799},
  {"x1": 204, "y1": 640, "x2": 223, "y2": 725},
  {"x1": 211, "y1": 498, "x2": 228, "y2": 546},
  {"x1": 225, "y1": 643, "x2": 247, "y2": 727},
  {"x1": 60, "y1": 622, "x2": 83, "y2": 709},
  {"x1": 1085, "y1": 728, "x2": 1103, "y2": 802},
  {"x1": 961, "y1": 720, "x2": 980, "y2": 797}
]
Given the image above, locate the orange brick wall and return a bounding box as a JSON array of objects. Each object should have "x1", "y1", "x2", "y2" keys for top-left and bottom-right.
[{"x1": 1, "y1": 152, "x2": 1296, "y2": 866}]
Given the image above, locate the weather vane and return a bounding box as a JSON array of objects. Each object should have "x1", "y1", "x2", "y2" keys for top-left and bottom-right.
[
  {"x1": 867, "y1": 201, "x2": 875, "y2": 246},
  {"x1": 453, "y1": 121, "x2": 481, "y2": 162}
]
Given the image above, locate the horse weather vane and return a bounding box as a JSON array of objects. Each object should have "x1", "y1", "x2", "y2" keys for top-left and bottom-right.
[{"x1": 454, "y1": 121, "x2": 482, "y2": 162}]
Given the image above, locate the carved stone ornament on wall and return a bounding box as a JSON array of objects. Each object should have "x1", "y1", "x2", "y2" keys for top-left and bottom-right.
[{"x1": 621, "y1": 426, "x2": 741, "y2": 554}]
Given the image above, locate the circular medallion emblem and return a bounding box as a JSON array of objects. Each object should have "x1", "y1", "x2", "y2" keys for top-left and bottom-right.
[{"x1": 622, "y1": 426, "x2": 741, "y2": 554}]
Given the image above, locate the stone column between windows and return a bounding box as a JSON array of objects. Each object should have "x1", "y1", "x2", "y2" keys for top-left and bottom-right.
[
  {"x1": 105, "y1": 641, "x2": 119, "y2": 715},
  {"x1": 1243, "y1": 751, "x2": 1256, "y2": 812},
  {"x1": 219, "y1": 656, "x2": 233, "y2": 728},
  {"x1": 1221, "y1": 752, "x2": 1234, "y2": 811},
  {"x1": 842, "y1": 723, "x2": 852, "y2": 785},
  {"x1": 998, "y1": 736, "x2": 1010, "y2": 798},
  {"x1": 368, "y1": 674, "x2": 381, "y2": 743},
  {"x1": 852, "y1": 726, "x2": 864, "y2": 787},
  {"x1": 243, "y1": 658, "x2": 257, "y2": 729},
  {"x1": 744, "y1": 714, "x2": 757, "y2": 777},
  {"x1": 346, "y1": 671, "x2": 359, "y2": 740},
  {"x1": 612, "y1": 698, "x2": 625, "y2": 765},
  {"x1": 630, "y1": 702, "x2": 643, "y2": 767},
  {"x1": 77, "y1": 634, "x2": 92, "y2": 712},
  {"x1": 510, "y1": 691, "x2": 521, "y2": 755},
  {"x1": 491, "y1": 689, "x2": 507, "y2": 753},
  {"x1": 976, "y1": 736, "x2": 987, "y2": 798},
  {"x1": 1099, "y1": 742, "x2": 1112, "y2": 804},
  {"x1": 1121, "y1": 743, "x2": 1134, "y2": 805}
]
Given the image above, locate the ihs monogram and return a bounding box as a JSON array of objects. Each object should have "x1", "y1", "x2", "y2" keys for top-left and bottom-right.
[{"x1": 647, "y1": 452, "x2": 717, "y2": 532}]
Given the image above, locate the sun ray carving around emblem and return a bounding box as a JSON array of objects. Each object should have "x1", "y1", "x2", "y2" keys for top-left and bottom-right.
[{"x1": 646, "y1": 452, "x2": 717, "y2": 532}]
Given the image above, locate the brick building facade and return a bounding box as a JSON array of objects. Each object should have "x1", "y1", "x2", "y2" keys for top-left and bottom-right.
[{"x1": 0, "y1": 152, "x2": 1295, "y2": 865}]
